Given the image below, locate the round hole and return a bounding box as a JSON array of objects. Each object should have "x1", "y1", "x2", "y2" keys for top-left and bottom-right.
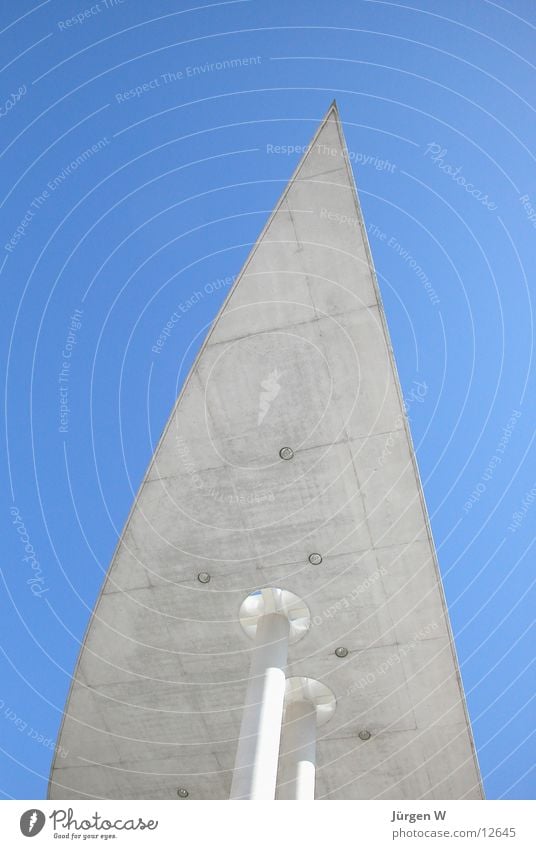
[
  {"x1": 335, "y1": 646, "x2": 348, "y2": 658},
  {"x1": 239, "y1": 588, "x2": 310, "y2": 645},
  {"x1": 308, "y1": 553, "x2": 323, "y2": 565},
  {"x1": 197, "y1": 572, "x2": 211, "y2": 584},
  {"x1": 177, "y1": 788, "x2": 189, "y2": 798},
  {"x1": 358, "y1": 730, "x2": 371, "y2": 741},
  {"x1": 279, "y1": 447, "x2": 294, "y2": 460}
]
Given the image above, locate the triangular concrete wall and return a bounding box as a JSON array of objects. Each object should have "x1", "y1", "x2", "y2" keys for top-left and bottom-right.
[{"x1": 50, "y1": 105, "x2": 483, "y2": 801}]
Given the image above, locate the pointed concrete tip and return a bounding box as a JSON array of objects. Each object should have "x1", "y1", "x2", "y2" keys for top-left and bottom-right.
[
  {"x1": 325, "y1": 99, "x2": 339, "y2": 118},
  {"x1": 319, "y1": 100, "x2": 342, "y2": 132},
  {"x1": 310, "y1": 100, "x2": 343, "y2": 147}
]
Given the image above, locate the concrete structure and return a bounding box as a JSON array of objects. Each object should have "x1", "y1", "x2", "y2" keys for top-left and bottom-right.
[{"x1": 49, "y1": 104, "x2": 483, "y2": 800}]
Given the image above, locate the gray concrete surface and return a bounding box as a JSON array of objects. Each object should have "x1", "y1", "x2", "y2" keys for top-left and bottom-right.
[{"x1": 49, "y1": 104, "x2": 483, "y2": 800}]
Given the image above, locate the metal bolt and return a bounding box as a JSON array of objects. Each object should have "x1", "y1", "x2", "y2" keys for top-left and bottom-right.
[
  {"x1": 197, "y1": 572, "x2": 211, "y2": 584},
  {"x1": 358, "y1": 730, "x2": 371, "y2": 741},
  {"x1": 335, "y1": 646, "x2": 348, "y2": 658},
  {"x1": 308, "y1": 553, "x2": 323, "y2": 565},
  {"x1": 279, "y1": 447, "x2": 294, "y2": 460},
  {"x1": 177, "y1": 787, "x2": 189, "y2": 798}
]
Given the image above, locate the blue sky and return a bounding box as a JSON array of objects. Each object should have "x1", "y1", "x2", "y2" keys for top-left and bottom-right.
[{"x1": 1, "y1": 0, "x2": 534, "y2": 800}]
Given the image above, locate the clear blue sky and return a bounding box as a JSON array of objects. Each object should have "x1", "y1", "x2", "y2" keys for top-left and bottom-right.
[{"x1": 1, "y1": 0, "x2": 534, "y2": 800}]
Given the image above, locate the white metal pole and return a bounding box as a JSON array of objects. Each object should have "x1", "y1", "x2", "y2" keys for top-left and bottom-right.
[
  {"x1": 279, "y1": 700, "x2": 317, "y2": 800},
  {"x1": 230, "y1": 612, "x2": 290, "y2": 800}
]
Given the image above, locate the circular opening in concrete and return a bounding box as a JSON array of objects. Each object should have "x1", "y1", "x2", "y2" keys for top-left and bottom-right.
[
  {"x1": 285, "y1": 676, "x2": 336, "y2": 726},
  {"x1": 334, "y1": 646, "x2": 348, "y2": 658},
  {"x1": 177, "y1": 788, "x2": 189, "y2": 798},
  {"x1": 197, "y1": 572, "x2": 211, "y2": 584},
  {"x1": 279, "y1": 447, "x2": 294, "y2": 460},
  {"x1": 239, "y1": 588, "x2": 310, "y2": 644},
  {"x1": 358, "y1": 730, "x2": 371, "y2": 741},
  {"x1": 308, "y1": 553, "x2": 323, "y2": 565}
]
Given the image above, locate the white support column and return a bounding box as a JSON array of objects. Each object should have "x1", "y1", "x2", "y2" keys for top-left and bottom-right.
[
  {"x1": 277, "y1": 676, "x2": 336, "y2": 801},
  {"x1": 280, "y1": 700, "x2": 317, "y2": 800},
  {"x1": 231, "y1": 589, "x2": 310, "y2": 801},
  {"x1": 230, "y1": 612, "x2": 289, "y2": 800}
]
